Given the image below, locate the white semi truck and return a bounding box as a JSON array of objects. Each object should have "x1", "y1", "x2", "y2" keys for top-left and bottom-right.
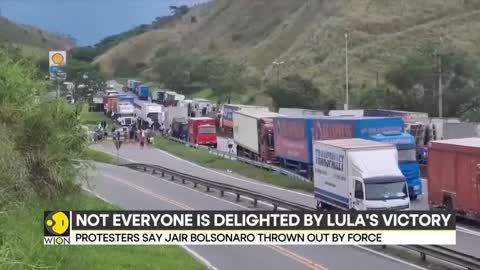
[
  {"x1": 133, "y1": 100, "x2": 164, "y2": 129},
  {"x1": 313, "y1": 138, "x2": 410, "y2": 211},
  {"x1": 164, "y1": 106, "x2": 189, "y2": 130},
  {"x1": 115, "y1": 102, "x2": 135, "y2": 126}
]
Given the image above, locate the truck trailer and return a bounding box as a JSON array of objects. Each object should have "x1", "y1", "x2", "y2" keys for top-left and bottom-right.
[
  {"x1": 221, "y1": 104, "x2": 269, "y2": 134},
  {"x1": 133, "y1": 101, "x2": 164, "y2": 129},
  {"x1": 172, "y1": 117, "x2": 189, "y2": 141},
  {"x1": 103, "y1": 95, "x2": 119, "y2": 115},
  {"x1": 119, "y1": 95, "x2": 135, "y2": 105},
  {"x1": 274, "y1": 116, "x2": 423, "y2": 199},
  {"x1": 164, "y1": 106, "x2": 188, "y2": 130},
  {"x1": 233, "y1": 111, "x2": 282, "y2": 163},
  {"x1": 191, "y1": 98, "x2": 214, "y2": 117},
  {"x1": 188, "y1": 117, "x2": 217, "y2": 148},
  {"x1": 278, "y1": 108, "x2": 324, "y2": 117},
  {"x1": 127, "y1": 80, "x2": 141, "y2": 92},
  {"x1": 427, "y1": 138, "x2": 480, "y2": 222},
  {"x1": 314, "y1": 139, "x2": 410, "y2": 210},
  {"x1": 138, "y1": 85, "x2": 150, "y2": 101}
]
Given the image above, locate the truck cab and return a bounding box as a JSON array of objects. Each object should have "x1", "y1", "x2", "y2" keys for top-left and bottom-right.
[
  {"x1": 314, "y1": 139, "x2": 410, "y2": 211},
  {"x1": 188, "y1": 117, "x2": 217, "y2": 148},
  {"x1": 369, "y1": 132, "x2": 422, "y2": 200},
  {"x1": 115, "y1": 102, "x2": 135, "y2": 126}
]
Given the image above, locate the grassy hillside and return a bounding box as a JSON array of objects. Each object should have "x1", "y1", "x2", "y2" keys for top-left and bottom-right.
[
  {"x1": 0, "y1": 16, "x2": 75, "y2": 50},
  {"x1": 96, "y1": 0, "x2": 480, "y2": 102}
]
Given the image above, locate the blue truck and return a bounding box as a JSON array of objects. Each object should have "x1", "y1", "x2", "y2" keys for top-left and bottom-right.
[
  {"x1": 119, "y1": 95, "x2": 135, "y2": 104},
  {"x1": 133, "y1": 81, "x2": 142, "y2": 95},
  {"x1": 138, "y1": 86, "x2": 150, "y2": 101},
  {"x1": 273, "y1": 116, "x2": 422, "y2": 199}
]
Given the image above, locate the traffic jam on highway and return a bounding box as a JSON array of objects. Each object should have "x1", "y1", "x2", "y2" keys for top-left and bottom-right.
[
  {"x1": 87, "y1": 79, "x2": 480, "y2": 270},
  {"x1": 97, "y1": 79, "x2": 480, "y2": 224}
]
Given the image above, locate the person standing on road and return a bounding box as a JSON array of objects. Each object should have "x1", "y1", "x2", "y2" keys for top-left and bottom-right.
[
  {"x1": 227, "y1": 138, "x2": 234, "y2": 153},
  {"x1": 129, "y1": 125, "x2": 134, "y2": 143},
  {"x1": 160, "y1": 123, "x2": 165, "y2": 137},
  {"x1": 139, "y1": 129, "x2": 145, "y2": 148}
]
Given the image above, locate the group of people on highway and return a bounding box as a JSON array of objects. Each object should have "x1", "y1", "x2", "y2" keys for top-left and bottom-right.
[{"x1": 113, "y1": 122, "x2": 154, "y2": 148}]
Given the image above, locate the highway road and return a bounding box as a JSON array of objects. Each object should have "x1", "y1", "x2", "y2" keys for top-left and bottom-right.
[
  {"x1": 87, "y1": 162, "x2": 426, "y2": 270},
  {"x1": 104, "y1": 80, "x2": 480, "y2": 257},
  {"x1": 92, "y1": 141, "x2": 480, "y2": 259}
]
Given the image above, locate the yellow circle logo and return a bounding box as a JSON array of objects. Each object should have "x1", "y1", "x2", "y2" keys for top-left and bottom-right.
[
  {"x1": 51, "y1": 53, "x2": 65, "y2": 65},
  {"x1": 45, "y1": 212, "x2": 69, "y2": 235}
]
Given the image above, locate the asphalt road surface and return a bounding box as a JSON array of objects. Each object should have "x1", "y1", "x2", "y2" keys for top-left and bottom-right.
[
  {"x1": 103, "y1": 80, "x2": 480, "y2": 257},
  {"x1": 87, "y1": 162, "x2": 426, "y2": 270},
  {"x1": 92, "y1": 141, "x2": 480, "y2": 258}
]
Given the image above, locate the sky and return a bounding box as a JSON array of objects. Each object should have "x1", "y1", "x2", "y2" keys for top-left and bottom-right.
[{"x1": 0, "y1": 0, "x2": 207, "y2": 46}]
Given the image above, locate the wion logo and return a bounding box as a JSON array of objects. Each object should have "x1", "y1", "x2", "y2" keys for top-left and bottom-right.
[{"x1": 44, "y1": 211, "x2": 71, "y2": 245}]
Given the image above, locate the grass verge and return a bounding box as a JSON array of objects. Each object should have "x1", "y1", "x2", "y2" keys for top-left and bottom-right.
[
  {"x1": 154, "y1": 137, "x2": 313, "y2": 192},
  {"x1": 80, "y1": 110, "x2": 114, "y2": 127},
  {"x1": 82, "y1": 148, "x2": 115, "y2": 164},
  {"x1": 0, "y1": 191, "x2": 205, "y2": 270}
]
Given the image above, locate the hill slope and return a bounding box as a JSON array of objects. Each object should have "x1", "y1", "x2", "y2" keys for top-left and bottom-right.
[
  {"x1": 0, "y1": 16, "x2": 75, "y2": 50},
  {"x1": 96, "y1": 0, "x2": 480, "y2": 100}
]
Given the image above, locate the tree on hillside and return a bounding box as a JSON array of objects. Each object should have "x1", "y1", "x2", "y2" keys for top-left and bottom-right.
[
  {"x1": 70, "y1": 46, "x2": 98, "y2": 62},
  {"x1": 266, "y1": 74, "x2": 336, "y2": 111},
  {"x1": 203, "y1": 58, "x2": 248, "y2": 103},
  {"x1": 64, "y1": 59, "x2": 106, "y2": 101},
  {"x1": 359, "y1": 46, "x2": 480, "y2": 118},
  {"x1": 153, "y1": 51, "x2": 200, "y2": 94}
]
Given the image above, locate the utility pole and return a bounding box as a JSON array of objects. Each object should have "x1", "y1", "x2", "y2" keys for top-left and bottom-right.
[
  {"x1": 56, "y1": 79, "x2": 60, "y2": 98},
  {"x1": 345, "y1": 32, "x2": 349, "y2": 110},
  {"x1": 437, "y1": 53, "x2": 443, "y2": 118}
]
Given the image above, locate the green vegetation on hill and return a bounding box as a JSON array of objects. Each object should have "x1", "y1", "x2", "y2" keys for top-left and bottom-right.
[
  {"x1": 94, "y1": 0, "x2": 480, "y2": 117},
  {"x1": 0, "y1": 16, "x2": 75, "y2": 50}
]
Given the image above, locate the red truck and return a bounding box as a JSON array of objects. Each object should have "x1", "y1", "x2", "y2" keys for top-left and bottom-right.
[
  {"x1": 103, "y1": 95, "x2": 119, "y2": 115},
  {"x1": 188, "y1": 117, "x2": 217, "y2": 148},
  {"x1": 428, "y1": 138, "x2": 480, "y2": 222}
]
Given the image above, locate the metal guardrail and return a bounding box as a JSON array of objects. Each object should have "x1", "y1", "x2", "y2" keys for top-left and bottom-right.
[
  {"x1": 122, "y1": 163, "x2": 312, "y2": 211},
  {"x1": 165, "y1": 136, "x2": 311, "y2": 183},
  {"x1": 124, "y1": 162, "x2": 480, "y2": 270},
  {"x1": 399, "y1": 245, "x2": 480, "y2": 270}
]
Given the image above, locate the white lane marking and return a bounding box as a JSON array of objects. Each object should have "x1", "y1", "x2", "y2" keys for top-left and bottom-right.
[
  {"x1": 95, "y1": 147, "x2": 292, "y2": 210},
  {"x1": 95, "y1": 146, "x2": 441, "y2": 269},
  {"x1": 105, "y1": 166, "x2": 252, "y2": 211},
  {"x1": 96, "y1": 145, "x2": 311, "y2": 202},
  {"x1": 96, "y1": 169, "x2": 321, "y2": 269},
  {"x1": 354, "y1": 245, "x2": 428, "y2": 270},
  {"x1": 153, "y1": 148, "x2": 312, "y2": 198},
  {"x1": 84, "y1": 178, "x2": 219, "y2": 270},
  {"x1": 98, "y1": 163, "x2": 426, "y2": 269},
  {"x1": 182, "y1": 246, "x2": 219, "y2": 270},
  {"x1": 82, "y1": 186, "x2": 116, "y2": 204},
  {"x1": 456, "y1": 226, "x2": 480, "y2": 237}
]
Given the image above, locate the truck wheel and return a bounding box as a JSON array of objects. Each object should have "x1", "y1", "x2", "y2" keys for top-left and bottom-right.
[
  {"x1": 444, "y1": 196, "x2": 453, "y2": 210},
  {"x1": 213, "y1": 144, "x2": 217, "y2": 149}
]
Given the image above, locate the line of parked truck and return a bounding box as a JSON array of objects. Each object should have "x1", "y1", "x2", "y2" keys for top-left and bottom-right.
[
  {"x1": 223, "y1": 106, "x2": 479, "y2": 221},
  {"x1": 116, "y1": 79, "x2": 479, "y2": 221},
  {"x1": 99, "y1": 80, "x2": 220, "y2": 148}
]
